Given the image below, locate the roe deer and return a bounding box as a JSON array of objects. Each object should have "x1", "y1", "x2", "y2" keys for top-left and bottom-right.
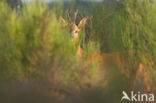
[
  {"x1": 60, "y1": 10, "x2": 87, "y2": 57},
  {"x1": 60, "y1": 10, "x2": 153, "y2": 91},
  {"x1": 60, "y1": 10, "x2": 87, "y2": 41}
]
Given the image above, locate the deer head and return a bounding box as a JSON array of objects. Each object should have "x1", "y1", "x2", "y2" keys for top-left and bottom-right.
[{"x1": 60, "y1": 10, "x2": 87, "y2": 40}]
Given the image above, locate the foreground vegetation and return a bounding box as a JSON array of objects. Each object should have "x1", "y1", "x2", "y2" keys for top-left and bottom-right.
[{"x1": 0, "y1": 0, "x2": 156, "y2": 103}]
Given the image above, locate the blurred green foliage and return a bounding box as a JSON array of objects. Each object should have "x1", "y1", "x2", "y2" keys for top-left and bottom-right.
[
  {"x1": 0, "y1": 0, "x2": 156, "y2": 103},
  {"x1": 91, "y1": 0, "x2": 156, "y2": 94},
  {"x1": 0, "y1": 1, "x2": 99, "y2": 88}
]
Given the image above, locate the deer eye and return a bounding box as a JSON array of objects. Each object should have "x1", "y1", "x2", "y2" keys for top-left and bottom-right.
[{"x1": 75, "y1": 30, "x2": 78, "y2": 33}]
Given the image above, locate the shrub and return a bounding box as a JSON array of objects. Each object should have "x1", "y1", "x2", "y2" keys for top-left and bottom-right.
[{"x1": 0, "y1": 1, "x2": 99, "y2": 92}]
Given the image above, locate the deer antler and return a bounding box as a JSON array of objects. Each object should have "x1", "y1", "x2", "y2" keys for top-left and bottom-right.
[
  {"x1": 66, "y1": 10, "x2": 72, "y2": 23},
  {"x1": 74, "y1": 10, "x2": 78, "y2": 23}
]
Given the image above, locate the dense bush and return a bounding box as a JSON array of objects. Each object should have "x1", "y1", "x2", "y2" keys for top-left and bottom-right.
[
  {"x1": 0, "y1": 1, "x2": 99, "y2": 91},
  {"x1": 116, "y1": 0, "x2": 156, "y2": 91},
  {"x1": 0, "y1": 0, "x2": 156, "y2": 103},
  {"x1": 91, "y1": 0, "x2": 156, "y2": 91}
]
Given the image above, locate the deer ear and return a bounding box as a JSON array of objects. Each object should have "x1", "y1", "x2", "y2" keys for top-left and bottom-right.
[
  {"x1": 59, "y1": 17, "x2": 68, "y2": 27},
  {"x1": 78, "y1": 17, "x2": 87, "y2": 29}
]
